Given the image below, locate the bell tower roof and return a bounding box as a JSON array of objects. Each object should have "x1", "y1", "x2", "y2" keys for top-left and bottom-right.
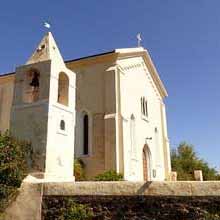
[{"x1": 26, "y1": 32, "x2": 64, "y2": 65}]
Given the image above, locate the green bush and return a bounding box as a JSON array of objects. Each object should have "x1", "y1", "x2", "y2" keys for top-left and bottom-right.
[
  {"x1": 64, "y1": 200, "x2": 94, "y2": 220},
  {"x1": 171, "y1": 142, "x2": 220, "y2": 181},
  {"x1": 0, "y1": 131, "x2": 32, "y2": 214},
  {"x1": 74, "y1": 158, "x2": 86, "y2": 181},
  {"x1": 94, "y1": 170, "x2": 123, "y2": 181}
]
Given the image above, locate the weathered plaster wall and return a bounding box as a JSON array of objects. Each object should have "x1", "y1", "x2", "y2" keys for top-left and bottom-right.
[
  {"x1": 10, "y1": 61, "x2": 51, "y2": 172},
  {"x1": 0, "y1": 74, "x2": 14, "y2": 133},
  {"x1": 67, "y1": 61, "x2": 117, "y2": 178}
]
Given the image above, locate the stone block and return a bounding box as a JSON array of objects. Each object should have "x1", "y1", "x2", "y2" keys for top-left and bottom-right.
[
  {"x1": 194, "y1": 170, "x2": 203, "y2": 181},
  {"x1": 170, "y1": 171, "x2": 177, "y2": 181}
]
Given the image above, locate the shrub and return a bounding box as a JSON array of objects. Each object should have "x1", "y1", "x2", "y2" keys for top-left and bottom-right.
[
  {"x1": 74, "y1": 158, "x2": 86, "y2": 181},
  {"x1": 94, "y1": 170, "x2": 123, "y2": 181},
  {"x1": 0, "y1": 131, "x2": 32, "y2": 214},
  {"x1": 171, "y1": 142, "x2": 220, "y2": 180},
  {"x1": 64, "y1": 200, "x2": 94, "y2": 220}
]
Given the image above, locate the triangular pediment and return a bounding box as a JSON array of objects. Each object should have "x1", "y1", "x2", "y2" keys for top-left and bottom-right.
[
  {"x1": 115, "y1": 48, "x2": 168, "y2": 98},
  {"x1": 26, "y1": 32, "x2": 64, "y2": 65}
]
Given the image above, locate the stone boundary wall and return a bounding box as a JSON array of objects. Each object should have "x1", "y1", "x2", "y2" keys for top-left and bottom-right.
[
  {"x1": 4, "y1": 181, "x2": 220, "y2": 220},
  {"x1": 4, "y1": 182, "x2": 42, "y2": 220},
  {"x1": 44, "y1": 181, "x2": 220, "y2": 196}
]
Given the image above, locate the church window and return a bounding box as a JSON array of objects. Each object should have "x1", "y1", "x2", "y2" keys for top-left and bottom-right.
[
  {"x1": 58, "y1": 72, "x2": 69, "y2": 106},
  {"x1": 141, "y1": 96, "x2": 148, "y2": 117},
  {"x1": 83, "y1": 114, "x2": 89, "y2": 155},
  {"x1": 60, "y1": 120, "x2": 65, "y2": 131},
  {"x1": 143, "y1": 97, "x2": 146, "y2": 115},
  {"x1": 145, "y1": 99, "x2": 148, "y2": 117}
]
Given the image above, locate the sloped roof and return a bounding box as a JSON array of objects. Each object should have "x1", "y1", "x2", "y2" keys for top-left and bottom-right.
[
  {"x1": 0, "y1": 47, "x2": 168, "y2": 97},
  {"x1": 26, "y1": 32, "x2": 65, "y2": 66}
]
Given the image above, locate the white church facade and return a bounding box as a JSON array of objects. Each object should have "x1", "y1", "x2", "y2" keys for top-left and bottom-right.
[{"x1": 0, "y1": 32, "x2": 171, "y2": 181}]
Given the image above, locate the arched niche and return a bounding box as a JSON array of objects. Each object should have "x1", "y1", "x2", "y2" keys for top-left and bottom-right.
[
  {"x1": 23, "y1": 68, "x2": 40, "y2": 103},
  {"x1": 58, "y1": 72, "x2": 69, "y2": 106}
]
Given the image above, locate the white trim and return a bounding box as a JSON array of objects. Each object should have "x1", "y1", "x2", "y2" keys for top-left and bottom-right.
[
  {"x1": 115, "y1": 67, "x2": 122, "y2": 173},
  {"x1": 52, "y1": 103, "x2": 74, "y2": 114},
  {"x1": 12, "y1": 99, "x2": 48, "y2": 109},
  {"x1": 104, "y1": 113, "x2": 116, "y2": 119},
  {"x1": 141, "y1": 115, "x2": 149, "y2": 122}
]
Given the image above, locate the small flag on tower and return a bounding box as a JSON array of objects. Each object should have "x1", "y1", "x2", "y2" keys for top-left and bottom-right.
[
  {"x1": 137, "y1": 33, "x2": 142, "y2": 47},
  {"x1": 44, "y1": 22, "x2": 51, "y2": 29}
]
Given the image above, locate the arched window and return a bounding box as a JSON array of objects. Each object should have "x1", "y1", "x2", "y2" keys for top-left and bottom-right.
[
  {"x1": 141, "y1": 97, "x2": 143, "y2": 113},
  {"x1": 141, "y1": 96, "x2": 148, "y2": 117},
  {"x1": 143, "y1": 97, "x2": 146, "y2": 115},
  {"x1": 60, "y1": 120, "x2": 65, "y2": 131},
  {"x1": 130, "y1": 114, "x2": 136, "y2": 156},
  {"x1": 83, "y1": 114, "x2": 89, "y2": 155},
  {"x1": 58, "y1": 72, "x2": 69, "y2": 106},
  {"x1": 145, "y1": 99, "x2": 148, "y2": 117},
  {"x1": 23, "y1": 68, "x2": 40, "y2": 103}
]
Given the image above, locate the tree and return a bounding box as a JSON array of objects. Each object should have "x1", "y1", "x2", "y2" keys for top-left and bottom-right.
[
  {"x1": 171, "y1": 142, "x2": 220, "y2": 181},
  {"x1": 0, "y1": 131, "x2": 32, "y2": 216}
]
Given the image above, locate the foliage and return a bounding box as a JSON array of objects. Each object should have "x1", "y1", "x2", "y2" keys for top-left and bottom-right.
[
  {"x1": 94, "y1": 170, "x2": 123, "y2": 181},
  {"x1": 43, "y1": 196, "x2": 220, "y2": 220},
  {"x1": 74, "y1": 158, "x2": 86, "y2": 181},
  {"x1": 204, "y1": 212, "x2": 220, "y2": 220},
  {"x1": 63, "y1": 199, "x2": 94, "y2": 220},
  {"x1": 0, "y1": 131, "x2": 32, "y2": 215},
  {"x1": 171, "y1": 142, "x2": 220, "y2": 181}
]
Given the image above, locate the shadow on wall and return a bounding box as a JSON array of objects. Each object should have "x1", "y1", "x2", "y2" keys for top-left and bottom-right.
[{"x1": 136, "y1": 181, "x2": 153, "y2": 194}]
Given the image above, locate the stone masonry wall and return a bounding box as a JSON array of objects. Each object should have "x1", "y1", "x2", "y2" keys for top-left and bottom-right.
[
  {"x1": 42, "y1": 182, "x2": 220, "y2": 220},
  {"x1": 4, "y1": 180, "x2": 220, "y2": 220},
  {"x1": 42, "y1": 195, "x2": 220, "y2": 220}
]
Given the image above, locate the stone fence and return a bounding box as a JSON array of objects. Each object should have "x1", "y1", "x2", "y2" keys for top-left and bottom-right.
[
  {"x1": 44, "y1": 181, "x2": 220, "y2": 196},
  {"x1": 5, "y1": 180, "x2": 220, "y2": 220}
]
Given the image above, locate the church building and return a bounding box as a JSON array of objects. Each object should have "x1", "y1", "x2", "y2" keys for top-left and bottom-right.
[{"x1": 0, "y1": 32, "x2": 171, "y2": 181}]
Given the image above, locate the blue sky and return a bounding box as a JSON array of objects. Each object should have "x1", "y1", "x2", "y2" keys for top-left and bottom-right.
[{"x1": 0, "y1": 1, "x2": 220, "y2": 169}]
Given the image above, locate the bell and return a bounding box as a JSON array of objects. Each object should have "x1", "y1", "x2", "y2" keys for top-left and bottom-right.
[{"x1": 30, "y1": 73, "x2": 39, "y2": 87}]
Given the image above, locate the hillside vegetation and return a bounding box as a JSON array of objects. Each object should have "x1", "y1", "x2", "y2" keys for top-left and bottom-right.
[
  {"x1": 0, "y1": 132, "x2": 32, "y2": 218},
  {"x1": 171, "y1": 142, "x2": 220, "y2": 181}
]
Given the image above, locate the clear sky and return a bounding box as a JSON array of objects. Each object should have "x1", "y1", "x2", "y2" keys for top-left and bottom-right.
[{"x1": 0, "y1": 1, "x2": 219, "y2": 169}]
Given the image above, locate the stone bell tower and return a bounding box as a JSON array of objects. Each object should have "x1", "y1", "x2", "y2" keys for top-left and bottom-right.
[{"x1": 10, "y1": 32, "x2": 76, "y2": 181}]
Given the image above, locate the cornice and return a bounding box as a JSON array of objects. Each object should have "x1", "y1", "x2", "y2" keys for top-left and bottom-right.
[
  {"x1": 0, "y1": 49, "x2": 168, "y2": 98},
  {"x1": 0, "y1": 73, "x2": 15, "y2": 83}
]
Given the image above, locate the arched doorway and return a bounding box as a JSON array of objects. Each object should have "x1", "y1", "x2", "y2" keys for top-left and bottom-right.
[{"x1": 142, "y1": 145, "x2": 151, "y2": 181}]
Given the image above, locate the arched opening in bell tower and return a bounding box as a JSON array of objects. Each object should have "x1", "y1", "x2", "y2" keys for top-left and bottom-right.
[
  {"x1": 58, "y1": 72, "x2": 69, "y2": 106},
  {"x1": 23, "y1": 68, "x2": 40, "y2": 103}
]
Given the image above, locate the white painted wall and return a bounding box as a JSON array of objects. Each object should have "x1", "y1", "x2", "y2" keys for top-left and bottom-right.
[
  {"x1": 45, "y1": 64, "x2": 76, "y2": 181},
  {"x1": 117, "y1": 56, "x2": 167, "y2": 181}
]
